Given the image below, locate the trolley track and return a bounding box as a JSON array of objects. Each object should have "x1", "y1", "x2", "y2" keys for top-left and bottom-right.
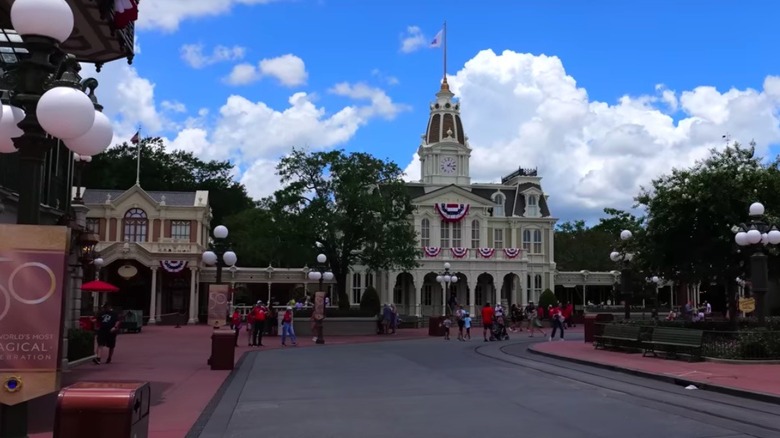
[{"x1": 475, "y1": 338, "x2": 780, "y2": 438}]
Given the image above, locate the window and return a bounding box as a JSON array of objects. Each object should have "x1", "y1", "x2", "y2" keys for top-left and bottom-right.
[
  {"x1": 492, "y1": 193, "x2": 506, "y2": 217},
  {"x1": 123, "y1": 208, "x2": 148, "y2": 242},
  {"x1": 171, "y1": 220, "x2": 191, "y2": 240},
  {"x1": 420, "y1": 218, "x2": 430, "y2": 247},
  {"x1": 452, "y1": 221, "x2": 462, "y2": 247},
  {"x1": 527, "y1": 274, "x2": 543, "y2": 301},
  {"x1": 493, "y1": 228, "x2": 504, "y2": 249},
  {"x1": 526, "y1": 194, "x2": 539, "y2": 217},
  {"x1": 470, "y1": 220, "x2": 480, "y2": 248},
  {"x1": 365, "y1": 272, "x2": 374, "y2": 288},
  {"x1": 86, "y1": 218, "x2": 100, "y2": 235},
  {"x1": 533, "y1": 230, "x2": 543, "y2": 254},
  {"x1": 534, "y1": 274, "x2": 543, "y2": 292},
  {"x1": 423, "y1": 285, "x2": 433, "y2": 305},
  {"x1": 351, "y1": 273, "x2": 362, "y2": 304},
  {"x1": 522, "y1": 230, "x2": 532, "y2": 252},
  {"x1": 440, "y1": 220, "x2": 450, "y2": 248}
]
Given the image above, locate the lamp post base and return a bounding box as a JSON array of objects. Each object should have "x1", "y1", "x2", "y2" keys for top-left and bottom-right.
[
  {"x1": 315, "y1": 321, "x2": 325, "y2": 344},
  {"x1": 0, "y1": 402, "x2": 28, "y2": 438},
  {"x1": 624, "y1": 300, "x2": 631, "y2": 320}
]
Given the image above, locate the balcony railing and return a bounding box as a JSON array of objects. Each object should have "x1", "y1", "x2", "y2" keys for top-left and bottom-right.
[
  {"x1": 97, "y1": 241, "x2": 203, "y2": 255},
  {"x1": 420, "y1": 248, "x2": 529, "y2": 261}
]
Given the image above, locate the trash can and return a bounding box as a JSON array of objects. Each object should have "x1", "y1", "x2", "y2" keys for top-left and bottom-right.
[
  {"x1": 209, "y1": 329, "x2": 236, "y2": 370},
  {"x1": 54, "y1": 381, "x2": 151, "y2": 438},
  {"x1": 428, "y1": 316, "x2": 446, "y2": 336},
  {"x1": 583, "y1": 313, "x2": 614, "y2": 343},
  {"x1": 121, "y1": 310, "x2": 143, "y2": 333}
]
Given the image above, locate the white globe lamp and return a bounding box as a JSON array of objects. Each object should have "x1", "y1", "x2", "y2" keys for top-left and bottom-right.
[
  {"x1": 735, "y1": 231, "x2": 748, "y2": 246},
  {"x1": 93, "y1": 257, "x2": 104, "y2": 268},
  {"x1": 768, "y1": 229, "x2": 780, "y2": 245},
  {"x1": 213, "y1": 225, "x2": 228, "y2": 239},
  {"x1": 323, "y1": 271, "x2": 334, "y2": 281},
  {"x1": 443, "y1": 275, "x2": 451, "y2": 283},
  {"x1": 652, "y1": 276, "x2": 659, "y2": 283},
  {"x1": 11, "y1": 0, "x2": 75, "y2": 43},
  {"x1": 309, "y1": 271, "x2": 322, "y2": 281},
  {"x1": 65, "y1": 111, "x2": 113, "y2": 156},
  {"x1": 222, "y1": 251, "x2": 238, "y2": 266},
  {"x1": 749, "y1": 202, "x2": 765, "y2": 217},
  {"x1": 451, "y1": 276, "x2": 458, "y2": 284},
  {"x1": 317, "y1": 253, "x2": 327, "y2": 264},
  {"x1": 443, "y1": 262, "x2": 451, "y2": 270},
  {"x1": 746, "y1": 229, "x2": 762, "y2": 245},
  {"x1": 37, "y1": 87, "x2": 95, "y2": 139},
  {"x1": 436, "y1": 275, "x2": 443, "y2": 283},
  {"x1": 609, "y1": 251, "x2": 621, "y2": 262},
  {"x1": 202, "y1": 251, "x2": 218, "y2": 266},
  {"x1": 620, "y1": 230, "x2": 633, "y2": 241}
]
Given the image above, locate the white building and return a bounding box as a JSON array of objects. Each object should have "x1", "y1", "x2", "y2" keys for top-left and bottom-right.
[{"x1": 348, "y1": 79, "x2": 558, "y2": 316}]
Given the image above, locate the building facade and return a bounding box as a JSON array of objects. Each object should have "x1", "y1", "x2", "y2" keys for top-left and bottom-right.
[
  {"x1": 83, "y1": 185, "x2": 210, "y2": 324},
  {"x1": 347, "y1": 79, "x2": 558, "y2": 316}
]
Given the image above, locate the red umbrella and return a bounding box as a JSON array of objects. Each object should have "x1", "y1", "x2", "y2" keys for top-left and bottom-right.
[{"x1": 81, "y1": 280, "x2": 120, "y2": 293}]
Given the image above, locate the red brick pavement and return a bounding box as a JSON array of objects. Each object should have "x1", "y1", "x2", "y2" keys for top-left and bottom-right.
[
  {"x1": 29, "y1": 325, "x2": 429, "y2": 438},
  {"x1": 530, "y1": 340, "x2": 780, "y2": 399}
]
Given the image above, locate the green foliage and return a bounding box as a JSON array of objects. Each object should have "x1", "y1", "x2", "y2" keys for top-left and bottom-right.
[
  {"x1": 359, "y1": 286, "x2": 381, "y2": 315},
  {"x1": 538, "y1": 289, "x2": 557, "y2": 308},
  {"x1": 270, "y1": 149, "x2": 419, "y2": 309},
  {"x1": 84, "y1": 137, "x2": 254, "y2": 225},
  {"x1": 67, "y1": 329, "x2": 94, "y2": 362}
]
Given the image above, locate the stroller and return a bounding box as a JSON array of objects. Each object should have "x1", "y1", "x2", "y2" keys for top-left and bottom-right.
[{"x1": 490, "y1": 315, "x2": 510, "y2": 341}]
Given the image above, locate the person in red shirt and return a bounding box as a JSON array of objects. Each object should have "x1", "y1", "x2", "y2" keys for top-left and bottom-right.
[
  {"x1": 563, "y1": 302, "x2": 574, "y2": 328},
  {"x1": 252, "y1": 301, "x2": 267, "y2": 347},
  {"x1": 549, "y1": 303, "x2": 565, "y2": 341},
  {"x1": 481, "y1": 302, "x2": 495, "y2": 342},
  {"x1": 231, "y1": 310, "x2": 242, "y2": 347},
  {"x1": 246, "y1": 308, "x2": 256, "y2": 347}
]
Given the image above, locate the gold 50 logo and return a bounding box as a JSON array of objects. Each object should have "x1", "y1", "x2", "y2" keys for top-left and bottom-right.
[{"x1": 0, "y1": 261, "x2": 57, "y2": 322}]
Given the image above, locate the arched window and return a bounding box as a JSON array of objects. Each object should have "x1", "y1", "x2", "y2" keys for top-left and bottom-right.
[
  {"x1": 533, "y1": 229, "x2": 543, "y2": 254},
  {"x1": 452, "y1": 221, "x2": 462, "y2": 247},
  {"x1": 522, "y1": 229, "x2": 532, "y2": 252},
  {"x1": 420, "y1": 218, "x2": 430, "y2": 247},
  {"x1": 470, "y1": 220, "x2": 480, "y2": 248},
  {"x1": 492, "y1": 192, "x2": 506, "y2": 217},
  {"x1": 123, "y1": 208, "x2": 148, "y2": 242},
  {"x1": 526, "y1": 194, "x2": 539, "y2": 217},
  {"x1": 440, "y1": 220, "x2": 450, "y2": 248},
  {"x1": 534, "y1": 274, "x2": 543, "y2": 291}
]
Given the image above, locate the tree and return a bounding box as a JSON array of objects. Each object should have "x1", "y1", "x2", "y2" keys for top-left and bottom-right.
[
  {"x1": 360, "y1": 286, "x2": 381, "y2": 315},
  {"x1": 554, "y1": 219, "x2": 614, "y2": 271},
  {"x1": 271, "y1": 149, "x2": 419, "y2": 309},
  {"x1": 83, "y1": 137, "x2": 254, "y2": 225}
]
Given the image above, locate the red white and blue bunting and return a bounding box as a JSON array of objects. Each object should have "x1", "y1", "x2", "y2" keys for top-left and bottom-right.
[
  {"x1": 503, "y1": 248, "x2": 522, "y2": 259},
  {"x1": 434, "y1": 203, "x2": 470, "y2": 222},
  {"x1": 423, "y1": 247, "x2": 442, "y2": 257},
  {"x1": 478, "y1": 248, "x2": 495, "y2": 258},
  {"x1": 450, "y1": 247, "x2": 468, "y2": 258},
  {"x1": 161, "y1": 260, "x2": 188, "y2": 273}
]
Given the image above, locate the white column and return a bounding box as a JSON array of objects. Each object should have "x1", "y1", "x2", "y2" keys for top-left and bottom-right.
[
  {"x1": 148, "y1": 267, "x2": 158, "y2": 324},
  {"x1": 267, "y1": 282, "x2": 272, "y2": 304},
  {"x1": 413, "y1": 273, "x2": 423, "y2": 317},
  {"x1": 188, "y1": 267, "x2": 198, "y2": 324},
  {"x1": 494, "y1": 275, "x2": 500, "y2": 306},
  {"x1": 468, "y1": 278, "x2": 476, "y2": 315},
  {"x1": 440, "y1": 281, "x2": 447, "y2": 316}
]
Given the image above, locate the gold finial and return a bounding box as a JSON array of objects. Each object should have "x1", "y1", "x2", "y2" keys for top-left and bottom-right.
[{"x1": 440, "y1": 76, "x2": 450, "y2": 92}]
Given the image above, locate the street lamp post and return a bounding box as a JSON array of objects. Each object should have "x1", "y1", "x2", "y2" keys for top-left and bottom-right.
[
  {"x1": 609, "y1": 230, "x2": 634, "y2": 320},
  {"x1": 646, "y1": 275, "x2": 661, "y2": 319},
  {"x1": 72, "y1": 153, "x2": 92, "y2": 202},
  {"x1": 201, "y1": 225, "x2": 238, "y2": 285},
  {"x1": 0, "y1": 1, "x2": 115, "y2": 435},
  {"x1": 436, "y1": 262, "x2": 458, "y2": 316},
  {"x1": 307, "y1": 253, "x2": 334, "y2": 344},
  {"x1": 733, "y1": 202, "x2": 780, "y2": 324}
]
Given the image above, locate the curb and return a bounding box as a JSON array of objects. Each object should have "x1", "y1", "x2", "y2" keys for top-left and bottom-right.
[
  {"x1": 65, "y1": 354, "x2": 97, "y2": 370},
  {"x1": 527, "y1": 345, "x2": 780, "y2": 406}
]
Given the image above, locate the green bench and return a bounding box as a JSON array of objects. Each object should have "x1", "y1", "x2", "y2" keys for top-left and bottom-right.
[
  {"x1": 643, "y1": 327, "x2": 704, "y2": 361},
  {"x1": 594, "y1": 324, "x2": 642, "y2": 350}
]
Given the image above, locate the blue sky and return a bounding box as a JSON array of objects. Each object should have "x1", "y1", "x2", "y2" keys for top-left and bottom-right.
[{"x1": 91, "y1": 0, "x2": 780, "y2": 223}]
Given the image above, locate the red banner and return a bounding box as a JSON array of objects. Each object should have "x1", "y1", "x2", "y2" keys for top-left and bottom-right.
[{"x1": 0, "y1": 225, "x2": 70, "y2": 406}]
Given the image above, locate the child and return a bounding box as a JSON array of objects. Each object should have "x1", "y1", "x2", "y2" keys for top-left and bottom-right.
[
  {"x1": 463, "y1": 311, "x2": 471, "y2": 340},
  {"x1": 440, "y1": 317, "x2": 452, "y2": 340}
]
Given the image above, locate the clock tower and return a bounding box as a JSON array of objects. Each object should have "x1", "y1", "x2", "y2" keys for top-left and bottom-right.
[{"x1": 417, "y1": 77, "x2": 471, "y2": 186}]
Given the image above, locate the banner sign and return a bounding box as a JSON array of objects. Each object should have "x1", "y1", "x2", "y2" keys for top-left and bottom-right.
[
  {"x1": 208, "y1": 284, "x2": 230, "y2": 328},
  {"x1": 0, "y1": 225, "x2": 70, "y2": 406},
  {"x1": 313, "y1": 291, "x2": 326, "y2": 321}
]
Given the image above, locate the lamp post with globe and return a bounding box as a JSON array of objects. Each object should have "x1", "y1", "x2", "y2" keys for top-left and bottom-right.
[
  {"x1": 733, "y1": 202, "x2": 780, "y2": 324},
  {"x1": 646, "y1": 275, "x2": 662, "y2": 319},
  {"x1": 308, "y1": 253, "x2": 334, "y2": 344},
  {"x1": 436, "y1": 262, "x2": 459, "y2": 316},
  {"x1": 201, "y1": 225, "x2": 238, "y2": 285},
  {"x1": 609, "y1": 230, "x2": 635, "y2": 320},
  {"x1": 0, "y1": 0, "x2": 115, "y2": 225}
]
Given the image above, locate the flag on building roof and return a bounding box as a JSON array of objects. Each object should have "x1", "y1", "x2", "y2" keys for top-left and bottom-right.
[
  {"x1": 130, "y1": 131, "x2": 140, "y2": 144},
  {"x1": 430, "y1": 29, "x2": 443, "y2": 48}
]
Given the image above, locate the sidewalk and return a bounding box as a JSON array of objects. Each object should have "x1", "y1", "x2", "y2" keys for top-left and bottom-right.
[
  {"x1": 28, "y1": 325, "x2": 429, "y2": 438},
  {"x1": 529, "y1": 340, "x2": 780, "y2": 403}
]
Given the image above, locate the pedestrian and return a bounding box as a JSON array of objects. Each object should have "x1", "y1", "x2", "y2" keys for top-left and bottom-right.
[
  {"x1": 509, "y1": 303, "x2": 522, "y2": 332},
  {"x1": 463, "y1": 310, "x2": 472, "y2": 340},
  {"x1": 481, "y1": 302, "x2": 495, "y2": 342},
  {"x1": 524, "y1": 301, "x2": 546, "y2": 337},
  {"x1": 562, "y1": 301, "x2": 574, "y2": 328},
  {"x1": 549, "y1": 302, "x2": 565, "y2": 341},
  {"x1": 440, "y1": 317, "x2": 452, "y2": 340},
  {"x1": 231, "y1": 309, "x2": 242, "y2": 347},
  {"x1": 246, "y1": 306, "x2": 256, "y2": 346},
  {"x1": 455, "y1": 305, "x2": 466, "y2": 341},
  {"x1": 93, "y1": 303, "x2": 121, "y2": 365},
  {"x1": 252, "y1": 301, "x2": 267, "y2": 347},
  {"x1": 281, "y1": 306, "x2": 297, "y2": 346}
]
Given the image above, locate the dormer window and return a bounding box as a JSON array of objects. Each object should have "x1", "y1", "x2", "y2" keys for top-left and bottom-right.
[
  {"x1": 526, "y1": 194, "x2": 539, "y2": 217},
  {"x1": 492, "y1": 192, "x2": 506, "y2": 217}
]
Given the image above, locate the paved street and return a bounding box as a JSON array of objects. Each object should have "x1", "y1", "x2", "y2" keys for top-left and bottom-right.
[{"x1": 193, "y1": 335, "x2": 780, "y2": 438}]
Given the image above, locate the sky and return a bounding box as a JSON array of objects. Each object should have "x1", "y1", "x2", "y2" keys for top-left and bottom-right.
[{"x1": 83, "y1": 0, "x2": 780, "y2": 224}]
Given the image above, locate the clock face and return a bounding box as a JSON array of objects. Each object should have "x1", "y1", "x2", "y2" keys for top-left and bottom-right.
[{"x1": 440, "y1": 156, "x2": 457, "y2": 174}]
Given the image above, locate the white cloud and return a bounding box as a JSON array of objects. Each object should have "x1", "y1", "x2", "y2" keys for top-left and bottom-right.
[
  {"x1": 371, "y1": 69, "x2": 400, "y2": 86},
  {"x1": 138, "y1": 0, "x2": 280, "y2": 32},
  {"x1": 161, "y1": 100, "x2": 187, "y2": 113},
  {"x1": 329, "y1": 82, "x2": 410, "y2": 120},
  {"x1": 180, "y1": 44, "x2": 246, "y2": 68},
  {"x1": 224, "y1": 54, "x2": 308, "y2": 87},
  {"x1": 403, "y1": 49, "x2": 780, "y2": 221},
  {"x1": 400, "y1": 26, "x2": 427, "y2": 53}
]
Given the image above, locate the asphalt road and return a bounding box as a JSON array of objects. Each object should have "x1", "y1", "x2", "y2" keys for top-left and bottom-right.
[{"x1": 192, "y1": 334, "x2": 780, "y2": 438}]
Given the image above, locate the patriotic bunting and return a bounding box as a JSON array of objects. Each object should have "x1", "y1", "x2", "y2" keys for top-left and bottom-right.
[
  {"x1": 477, "y1": 248, "x2": 495, "y2": 258},
  {"x1": 423, "y1": 247, "x2": 442, "y2": 257},
  {"x1": 450, "y1": 247, "x2": 468, "y2": 258},
  {"x1": 160, "y1": 260, "x2": 188, "y2": 273},
  {"x1": 503, "y1": 248, "x2": 522, "y2": 259},
  {"x1": 434, "y1": 203, "x2": 470, "y2": 222}
]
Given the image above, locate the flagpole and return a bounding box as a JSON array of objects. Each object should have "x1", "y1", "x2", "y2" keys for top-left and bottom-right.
[
  {"x1": 135, "y1": 127, "x2": 141, "y2": 186},
  {"x1": 443, "y1": 20, "x2": 447, "y2": 81}
]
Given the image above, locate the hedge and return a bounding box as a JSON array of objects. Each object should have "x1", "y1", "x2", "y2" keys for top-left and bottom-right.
[{"x1": 67, "y1": 328, "x2": 94, "y2": 362}]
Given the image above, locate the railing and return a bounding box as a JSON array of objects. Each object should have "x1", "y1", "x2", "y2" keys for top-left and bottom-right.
[
  {"x1": 96, "y1": 241, "x2": 203, "y2": 255},
  {"x1": 421, "y1": 249, "x2": 528, "y2": 261}
]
